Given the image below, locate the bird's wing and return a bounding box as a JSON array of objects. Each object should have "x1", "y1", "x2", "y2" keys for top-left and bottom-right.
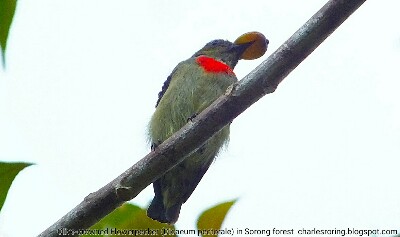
[
  {"x1": 155, "y1": 73, "x2": 173, "y2": 108},
  {"x1": 155, "y1": 59, "x2": 186, "y2": 108}
]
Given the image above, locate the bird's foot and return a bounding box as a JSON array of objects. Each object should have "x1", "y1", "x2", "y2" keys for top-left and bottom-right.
[
  {"x1": 187, "y1": 113, "x2": 198, "y2": 122},
  {"x1": 151, "y1": 141, "x2": 161, "y2": 151}
]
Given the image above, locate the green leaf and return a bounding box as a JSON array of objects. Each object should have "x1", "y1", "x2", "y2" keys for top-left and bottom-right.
[
  {"x1": 84, "y1": 203, "x2": 177, "y2": 237},
  {"x1": 0, "y1": 0, "x2": 17, "y2": 68},
  {"x1": 197, "y1": 199, "x2": 237, "y2": 237},
  {"x1": 0, "y1": 161, "x2": 33, "y2": 212}
]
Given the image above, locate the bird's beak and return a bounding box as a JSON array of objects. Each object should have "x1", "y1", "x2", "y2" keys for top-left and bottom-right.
[{"x1": 232, "y1": 40, "x2": 255, "y2": 57}]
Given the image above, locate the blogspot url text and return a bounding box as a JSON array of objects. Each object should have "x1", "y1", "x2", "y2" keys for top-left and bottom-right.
[{"x1": 57, "y1": 227, "x2": 398, "y2": 236}]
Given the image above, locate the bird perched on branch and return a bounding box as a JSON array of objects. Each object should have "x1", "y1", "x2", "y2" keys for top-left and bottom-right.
[{"x1": 147, "y1": 32, "x2": 268, "y2": 224}]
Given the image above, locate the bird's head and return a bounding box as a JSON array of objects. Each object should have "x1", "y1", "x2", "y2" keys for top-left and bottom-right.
[{"x1": 193, "y1": 39, "x2": 254, "y2": 69}]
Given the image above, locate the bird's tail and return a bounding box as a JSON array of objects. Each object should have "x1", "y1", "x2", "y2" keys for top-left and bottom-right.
[{"x1": 147, "y1": 182, "x2": 182, "y2": 224}]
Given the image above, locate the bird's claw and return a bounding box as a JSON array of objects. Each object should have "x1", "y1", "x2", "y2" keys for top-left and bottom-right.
[{"x1": 187, "y1": 113, "x2": 198, "y2": 122}]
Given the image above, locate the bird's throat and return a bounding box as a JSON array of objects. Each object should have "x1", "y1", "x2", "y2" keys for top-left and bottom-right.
[{"x1": 196, "y1": 56, "x2": 234, "y2": 75}]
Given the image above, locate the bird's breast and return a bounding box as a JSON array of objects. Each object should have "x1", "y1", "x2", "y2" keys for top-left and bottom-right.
[{"x1": 195, "y1": 56, "x2": 235, "y2": 75}]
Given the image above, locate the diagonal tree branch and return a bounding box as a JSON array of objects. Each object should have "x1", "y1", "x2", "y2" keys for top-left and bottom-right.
[{"x1": 38, "y1": 0, "x2": 366, "y2": 236}]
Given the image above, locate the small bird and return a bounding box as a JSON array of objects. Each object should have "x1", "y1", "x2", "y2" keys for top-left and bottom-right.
[{"x1": 147, "y1": 33, "x2": 268, "y2": 224}]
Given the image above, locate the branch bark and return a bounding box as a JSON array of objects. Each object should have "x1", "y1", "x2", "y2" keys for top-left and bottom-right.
[{"x1": 38, "y1": 0, "x2": 366, "y2": 236}]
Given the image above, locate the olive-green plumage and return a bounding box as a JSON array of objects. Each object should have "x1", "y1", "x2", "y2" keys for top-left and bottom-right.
[{"x1": 147, "y1": 39, "x2": 252, "y2": 224}]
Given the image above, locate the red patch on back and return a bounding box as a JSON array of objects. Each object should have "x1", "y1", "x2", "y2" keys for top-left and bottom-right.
[{"x1": 196, "y1": 56, "x2": 234, "y2": 75}]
